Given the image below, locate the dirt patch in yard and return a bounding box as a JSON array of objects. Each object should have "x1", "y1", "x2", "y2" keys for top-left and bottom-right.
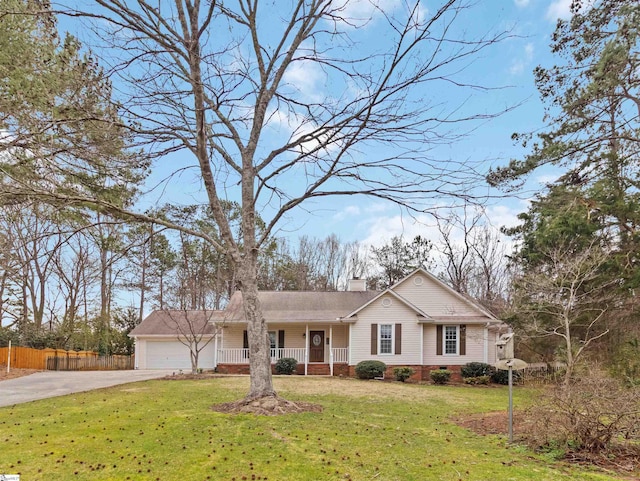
[
  {"x1": 454, "y1": 411, "x2": 640, "y2": 479},
  {"x1": 0, "y1": 367, "x2": 40, "y2": 381}
]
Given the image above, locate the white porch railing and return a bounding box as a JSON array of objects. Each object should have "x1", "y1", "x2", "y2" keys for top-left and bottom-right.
[
  {"x1": 217, "y1": 348, "x2": 250, "y2": 364},
  {"x1": 216, "y1": 347, "x2": 349, "y2": 364},
  {"x1": 332, "y1": 348, "x2": 348, "y2": 363},
  {"x1": 270, "y1": 348, "x2": 306, "y2": 363}
]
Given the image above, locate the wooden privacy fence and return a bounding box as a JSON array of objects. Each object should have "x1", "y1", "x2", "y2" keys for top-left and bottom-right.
[
  {"x1": 1, "y1": 346, "x2": 133, "y2": 371},
  {"x1": 46, "y1": 354, "x2": 133, "y2": 371}
]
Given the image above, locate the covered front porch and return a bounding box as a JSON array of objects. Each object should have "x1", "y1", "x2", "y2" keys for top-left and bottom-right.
[{"x1": 214, "y1": 323, "x2": 350, "y2": 375}]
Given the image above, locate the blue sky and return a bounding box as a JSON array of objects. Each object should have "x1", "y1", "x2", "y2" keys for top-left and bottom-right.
[
  {"x1": 230, "y1": 0, "x2": 575, "y2": 249},
  {"x1": 64, "y1": 0, "x2": 577, "y2": 251},
  {"x1": 297, "y1": 0, "x2": 575, "y2": 249}
]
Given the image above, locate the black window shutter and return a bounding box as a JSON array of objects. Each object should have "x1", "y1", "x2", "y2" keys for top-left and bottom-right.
[
  {"x1": 436, "y1": 325, "x2": 443, "y2": 356},
  {"x1": 278, "y1": 330, "x2": 285, "y2": 349},
  {"x1": 460, "y1": 325, "x2": 466, "y2": 356},
  {"x1": 395, "y1": 324, "x2": 402, "y2": 355},
  {"x1": 371, "y1": 324, "x2": 378, "y2": 355},
  {"x1": 243, "y1": 330, "x2": 248, "y2": 349}
]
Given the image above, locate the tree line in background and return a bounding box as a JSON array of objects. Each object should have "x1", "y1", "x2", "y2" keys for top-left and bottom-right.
[{"x1": 0, "y1": 198, "x2": 510, "y2": 354}]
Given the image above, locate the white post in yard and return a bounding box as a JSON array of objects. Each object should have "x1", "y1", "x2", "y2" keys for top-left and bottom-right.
[
  {"x1": 6, "y1": 340, "x2": 10, "y2": 373},
  {"x1": 508, "y1": 363, "x2": 513, "y2": 443},
  {"x1": 329, "y1": 325, "x2": 333, "y2": 376}
]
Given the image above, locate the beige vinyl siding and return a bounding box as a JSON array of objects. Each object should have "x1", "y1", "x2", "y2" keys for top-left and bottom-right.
[
  {"x1": 395, "y1": 272, "x2": 478, "y2": 317},
  {"x1": 329, "y1": 324, "x2": 349, "y2": 348},
  {"x1": 221, "y1": 323, "x2": 349, "y2": 349},
  {"x1": 350, "y1": 294, "x2": 422, "y2": 365},
  {"x1": 269, "y1": 324, "x2": 306, "y2": 349},
  {"x1": 221, "y1": 324, "x2": 245, "y2": 349},
  {"x1": 423, "y1": 324, "x2": 487, "y2": 366}
]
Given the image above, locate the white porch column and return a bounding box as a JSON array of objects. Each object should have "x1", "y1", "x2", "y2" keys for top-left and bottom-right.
[
  {"x1": 329, "y1": 325, "x2": 334, "y2": 376},
  {"x1": 213, "y1": 329, "x2": 219, "y2": 369},
  {"x1": 304, "y1": 324, "x2": 309, "y2": 376},
  {"x1": 419, "y1": 323, "x2": 424, "y2": 366},
  {"x1": 483, "y1": 325, "x2": 489, "y2": 363},
  {"x1": 348, "y1": 324, "x2": 352, "y2": 366}
]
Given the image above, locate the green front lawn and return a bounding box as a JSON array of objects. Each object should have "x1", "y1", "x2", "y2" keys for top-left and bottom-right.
[{"x1": 0, "y1": 376, "x2": 624, "y2": 480}]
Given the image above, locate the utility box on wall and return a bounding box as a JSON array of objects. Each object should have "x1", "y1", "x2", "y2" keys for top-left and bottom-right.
[{"x1": 496, "y1": 333, "x2": 514, "y2": 360}]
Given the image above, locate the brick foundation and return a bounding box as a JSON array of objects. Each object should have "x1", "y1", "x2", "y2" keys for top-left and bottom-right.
[{"x1": 217, "y1": 363, "x2": 462, "y2": 381}]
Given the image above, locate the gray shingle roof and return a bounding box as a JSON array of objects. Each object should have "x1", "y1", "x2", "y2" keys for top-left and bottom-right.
[
  {"x1": 223, "y1": 290, "x2": 381, "y2": 323},
  {"x1": 132, "y1": 290, "x2": 382, "y2": 336},
  {"x1": 129, "y1": 310, "x2": 223, "y2": 336}
]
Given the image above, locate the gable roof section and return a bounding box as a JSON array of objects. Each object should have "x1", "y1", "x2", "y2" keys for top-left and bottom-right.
[
  {"x1": 339, "y1": 288, "x2": 433, "y2": 322},
  {"x1": 130, "y1": 310, "x2": 222, "y2": 337},
  {"x1": 223, "y1": 290, "x2": 380, "y2": 323},
  {"x1": 340, "y1": 268, "x2": 499, "y2": 323},
  {"x1": 407, "y1": 268, "x2": 499, "y2": 321}
]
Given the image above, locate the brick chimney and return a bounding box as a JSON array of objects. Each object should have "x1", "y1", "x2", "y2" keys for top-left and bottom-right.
[{"x1": 347, "y1": 278, "x2": 366, "y2": 291}]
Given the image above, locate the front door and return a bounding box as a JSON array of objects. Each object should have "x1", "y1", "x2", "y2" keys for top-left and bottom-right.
[{"x1": 309, "y1": 331, "x2": 324, "y2": 362}]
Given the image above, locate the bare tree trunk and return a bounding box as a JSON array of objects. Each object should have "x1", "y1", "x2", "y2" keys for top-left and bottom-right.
[{"x1": 239, "y1": 259, "x2": 275, "y2": 400}]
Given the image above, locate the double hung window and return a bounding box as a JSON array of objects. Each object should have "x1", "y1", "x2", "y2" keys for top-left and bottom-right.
[{"x1": 379, "y1": 324, "x2": 393, "y2": 354}]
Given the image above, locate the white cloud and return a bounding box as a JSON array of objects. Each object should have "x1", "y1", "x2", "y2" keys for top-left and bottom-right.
[
  {"x1": 514, "y1": 0, "x2": 530, "y2": 6},
  {"x1": 282, "y1": 58, "x2": 325, "y2": 103},
  {"x1": 335, "y1": 0, "x2": 403, "y2": 28},
  {"x1": 546, "y1": 0, "x2": 595, "y2": 21},
  {"x1": 485, "y1": 203, "x2": 526, "y2": 230},
  {"x1": 536, "y1": 173, "x2": 560, "y2": 185},
  {"x1": 359, "y1": 213, "x2": 434, "y2": 248},
  {"x1": 333, "y1": 205, "x2": 361, "y2": 221},
  {"x1": 546, "y1": 0, "x2": 573, "y2": 21},
  {"x1": 509, "y1": 42, "x2": 534, "y2": 75}
]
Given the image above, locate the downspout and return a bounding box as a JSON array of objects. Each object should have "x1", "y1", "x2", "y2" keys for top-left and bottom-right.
[
  {"x1": 483, "y1": 324, "x2": 489, "y2": 364},
  {"x1": 329, "y1": 324, "x2": 334, "y2": 376},
  {"x1": 305, "y1": 324, "x2": 309, "y2": 376}
]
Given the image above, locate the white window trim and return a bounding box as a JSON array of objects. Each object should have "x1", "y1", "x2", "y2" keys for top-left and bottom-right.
[
  {"x1": 378, "y1": 323, "x2": 394, "y2": 355},
  {"x1": 443, "y1": 325, "x2": 459, "y2": 356}
]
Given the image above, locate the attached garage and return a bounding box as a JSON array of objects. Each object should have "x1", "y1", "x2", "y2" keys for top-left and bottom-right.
[
  {"x1": 137, "y1": 339, "x2": 216, "y2": 370},
  {"x1": 129, "y1": 310, "x2": 222, "y2": 370},
  {"x1": 146, "y1": 341, "x2": 191, "y2": 369}
]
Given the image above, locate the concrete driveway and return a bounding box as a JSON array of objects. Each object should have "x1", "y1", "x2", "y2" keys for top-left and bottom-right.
[{"x1": 0, "y1": 370, "x2": 175, "y2": 407}]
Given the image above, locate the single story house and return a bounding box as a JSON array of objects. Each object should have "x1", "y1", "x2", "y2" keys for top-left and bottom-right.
[{"x1": 130, "y1": 268, "x2": 506, "y2": 379}]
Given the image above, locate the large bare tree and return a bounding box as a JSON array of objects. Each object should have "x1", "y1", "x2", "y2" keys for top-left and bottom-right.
[
  {"x1": 510, "y1": 239, "x2": 620, "y2": 384},
  {"x1": 7, "y1": 0, "x2": 509, "y2": 406}
]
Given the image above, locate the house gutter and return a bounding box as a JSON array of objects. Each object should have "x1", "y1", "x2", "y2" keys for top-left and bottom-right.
[{"x1": 483, "y1": 323, "x2": 489, "y2": 363}]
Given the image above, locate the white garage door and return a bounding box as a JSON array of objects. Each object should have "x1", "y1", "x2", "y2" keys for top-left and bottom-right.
[{"x1": 145, "y1": 341, "x2": 216, "y2": 370}]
